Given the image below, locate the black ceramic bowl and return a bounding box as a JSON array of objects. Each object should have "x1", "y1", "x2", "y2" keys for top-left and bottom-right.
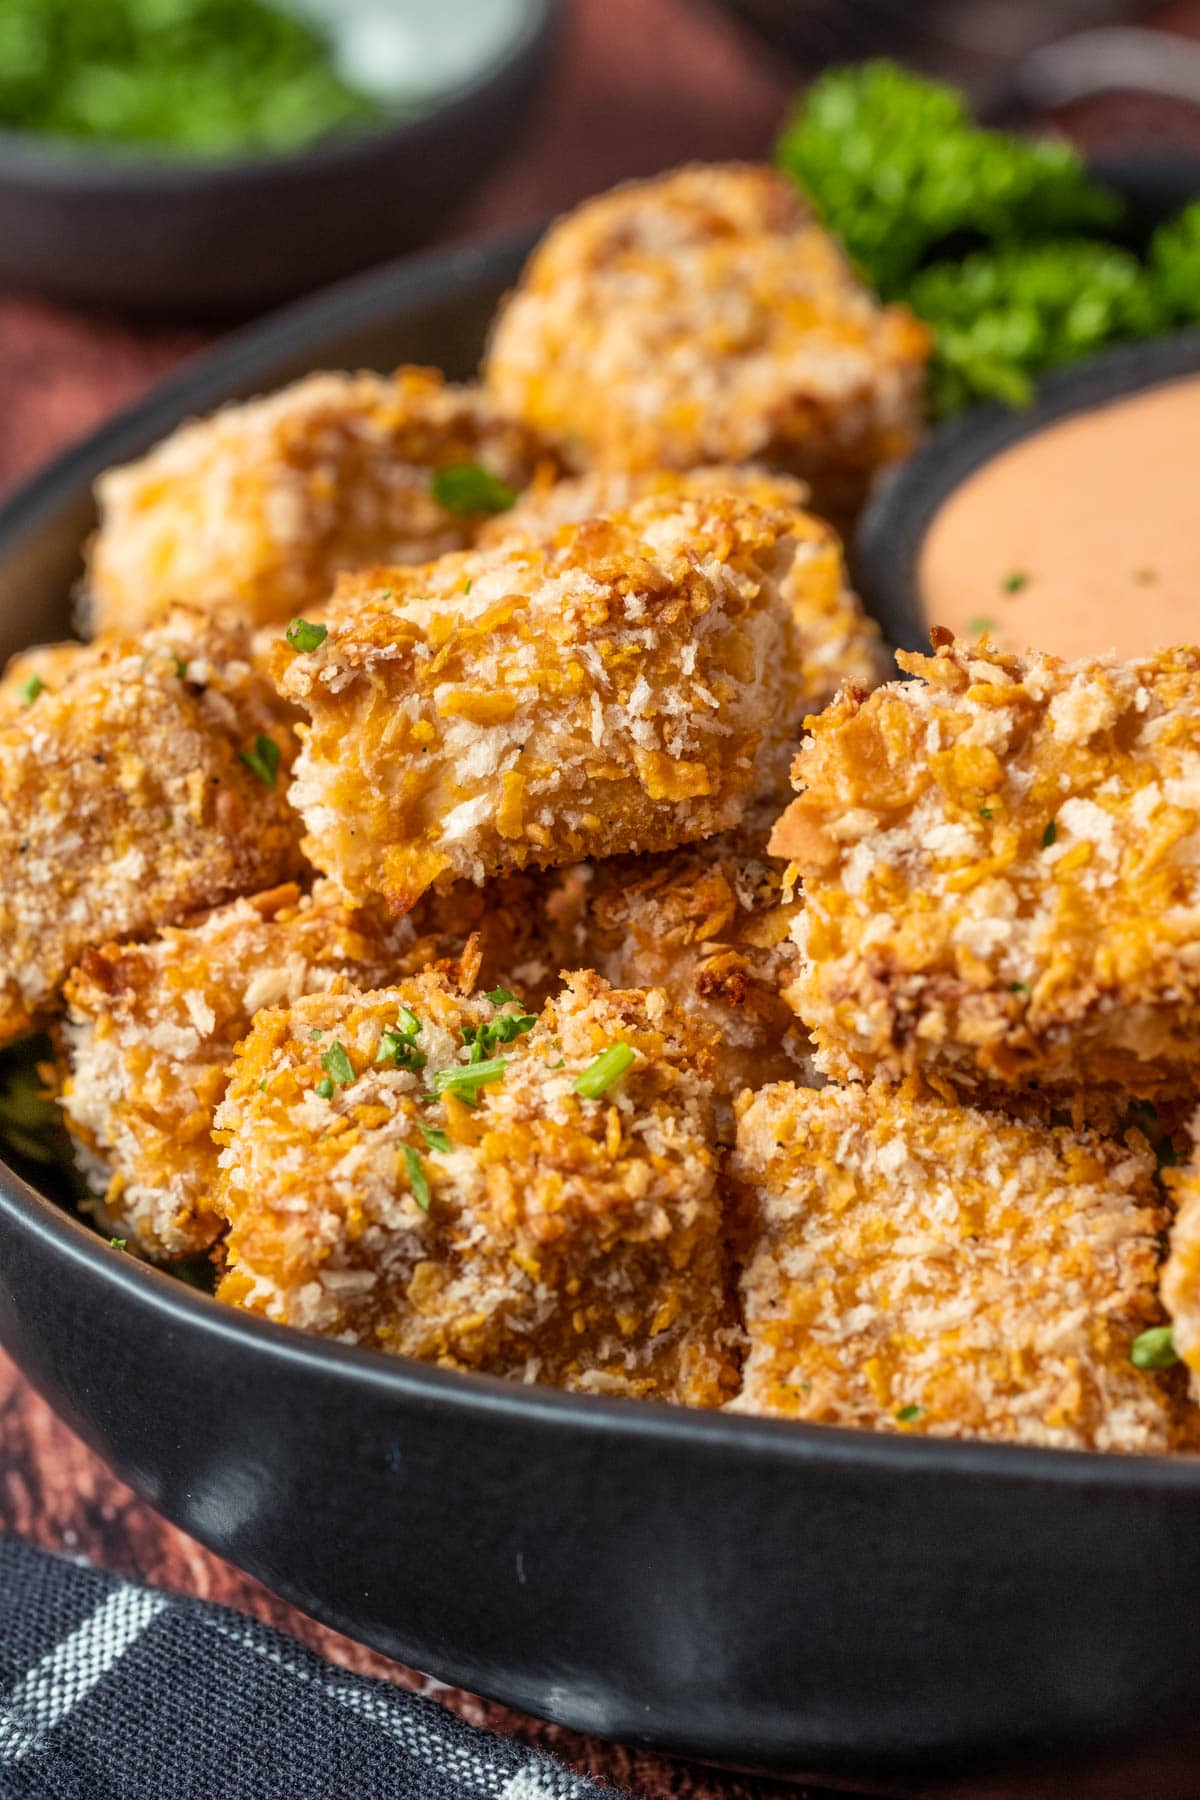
[
  {"x1": 855, "y1": 326, "x2": 1200, "y2": 657},
  {"x1": 0, "y1": 0, "x2": 557, "y2": 316},
  {"x1": 6, "y1": 175, "x2": 1200, "y2": 1800}
]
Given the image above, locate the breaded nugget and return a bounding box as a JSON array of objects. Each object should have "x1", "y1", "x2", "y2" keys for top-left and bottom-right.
[
  {"x1": 83, "y1": 367, "x2": 548, "y2": 636},
  {"x1": 729, "y1": 1081, "x2": 1187, "y2": 1451},
  {"x1": 0, "y1": 609, "x2": 300, "y2": 1047},
  {"x1": 59, "y1": 865, "x2": 590, "y2": 1259},
  {"x1": 484, "y1": 164, "x2": 928, "y2": 521},
  {"x1": 276, "y1": 492, "x2": 813, "y2": 912},
  {"x1": 775, "y1": 639, "x2": 1200, "y2": 1106},
  {"x1": 214, "y1": 970, "x2": 737, "y2": 1404},
  {"x1": 485, "y1": 463, "x2": 884, "y2": 734},
  {"x1": 586, "y1": 808, "x2": 815, "y2": 1130}
]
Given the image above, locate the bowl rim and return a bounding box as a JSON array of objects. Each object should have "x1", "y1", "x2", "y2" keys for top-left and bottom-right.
[
  {"x1": 3, "y1": 187, "x2": 1200, "y2": 1499},
  {"x1": 855, "y1": 323, "x2": 1200, "y2": 653},
  {"x1": 7, "y1": 1150, "x2": 1200, "y2": 1491},
  {"x1": 0, "y1": 0, "x2": 556, "y2": 188}
]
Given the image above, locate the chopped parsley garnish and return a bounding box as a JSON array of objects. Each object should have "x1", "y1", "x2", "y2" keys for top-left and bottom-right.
[
  {"x1": 286, "y1": 617, "x2": 328, "y2": 653},
  {"x1": 978, "y1": 807, "x2": 993, "y2": 821},
  {"x1": 464, "y1": 1012, "x2": 537, "y2": 1060},
  {"x1": 430, "y1": 1057, "x2": 509, "y2": 1098},
  {"x1": 315, "y1": 1075, "x2": 335, "y2": 1100},
  {"x1": 402, "y1": 1144, "x2": 430, "y2": 1211},
  {"x1": 485, "y1": 987, "x2": 519, "y2": 1006},
  {"x1": 1009, "y1": 981, "x2": 1031, "y2": 996},
  {"x1": 319, "y1": 1041, "x2": 354, "y2": 1086},
  {"x1": 310, "y1": 1028, "x2": 324, "y2": 1040},
  {"x1": 419, "y1": 1124, "x2": 450, "y2": 1153},
  {"x1": 431, "y1": 462, "x2": 517, "y2": 516},
  {"x1": 18, "y1": 673, "x2": 43, "y2": 705},
  {"x1": 239, "y1": 734, "x2": 280, "y2": 788},
  {"x1": 1002, "y1": 571, "x2": 1029, "y2": 594},
  {"x1": 573, "y1": 1042, "x2": 636, "y2": 1100},
  {"x1": 895, "y1": 1403, "x2": 921, "y2": 1422},
  {"x1": 108, "y1": 1236, "x2": 127, "y2": 1251},
  {"x1": 1041, "y1": 820, "x2": 1057, "y2": 849},
  {"x1": 376, "y1": 1029, "x2": 426, "y2": 1072},
  {"x1": 396, "y1": 1004, "x2": 421, "y2": 1036},
  {"x1": 966, "y1": 615, "x2": 997, "y2": 636},
  {"x1": 173, "y1": 655, "x2": 188, "y2": 679},
  {"x1": 1130, "y1": 1325, "x2": 1179, "y2": 1371}
]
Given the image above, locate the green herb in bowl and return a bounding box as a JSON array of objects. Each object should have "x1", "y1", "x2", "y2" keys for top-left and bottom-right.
[{"x1": 0, "y1": 0, "x2": 383, "y2": 158}]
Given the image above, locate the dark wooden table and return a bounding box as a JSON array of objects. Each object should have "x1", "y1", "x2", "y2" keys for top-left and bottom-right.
[{"x1": 3, "y1": 1, "x2": 1200, "y2": 1793}]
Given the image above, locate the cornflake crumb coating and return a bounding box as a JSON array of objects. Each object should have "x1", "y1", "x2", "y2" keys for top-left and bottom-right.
[
  {"x1": 0, "y1": 609, "x2": 301, "y2": 1049},
  {"x1": 586, "y1": 806, "x2": 817, "y2": 1133},
  {"x1": 1160, "y1": 1110, "x2": 1200, "y2": 1388},
  {"x1": 214, "y1": 970, "x2": 737, "y2": 1404},
  {"x1": 59, "y1": 865, "x2": 591, "y2": 1260},
  {"x1": 729, "y1": 1081, "x2": 1188, "y2": 1451},
  {"x1": 484, "y1": 164, "x2": 928, "y2": 520},
  {"x1": 775, "y1": 639, "x2": 1200, "y2": 1106},
  {"x1": 83, "y1": 367, "x2": 549, "y2": 636},
  {"x1": 276, "y1": 492, "x2": 813, "y2": 912},
  {"x1": 485, "y1": 462, "x2": 884, "y2": 738}
]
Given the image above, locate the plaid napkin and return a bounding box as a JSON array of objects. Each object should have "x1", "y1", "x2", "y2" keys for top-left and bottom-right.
[{"x1": 0, "y1": 1536, "x2": 624, "y2": 1800}]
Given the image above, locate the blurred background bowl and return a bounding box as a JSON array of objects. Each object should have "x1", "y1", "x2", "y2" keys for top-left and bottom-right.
[{"x1": 0, "y1": 0, "x2": 558, "y2": 316}]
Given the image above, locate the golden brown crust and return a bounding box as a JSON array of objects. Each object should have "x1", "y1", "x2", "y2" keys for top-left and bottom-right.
[
  {"x1": 779, "y1": 639, "x2": 1200, "y2": 1106},
  {"x1": 275, "y1": 492, "x2": 815, "y2": 912},
  {"x1": 586, "y1": 807, "x2": 816, "y2": 1131},
  {"x1": 83, "y1": 367, "x2": 551, "y2": 635},
  {"x1": 729, "y1": 1080, "x2": 1189, "y2": 1451},
  {"x1": 484, "y1": 164, "x2": 929, "y2": 520},
  {"x1": 484, "y1": 463, "x2": 885, "y2": 750},
  {"x1": 0, "y1": 608, "x2": 302, "y2": 1048},
  {"x1": 214, "y1": 970, "x2": 738, "y2": 1405}
]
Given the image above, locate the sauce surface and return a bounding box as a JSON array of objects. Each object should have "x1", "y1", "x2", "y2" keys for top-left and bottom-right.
[{"x1": 919, "y1": 372, "x2": 1200, "y2": 660}]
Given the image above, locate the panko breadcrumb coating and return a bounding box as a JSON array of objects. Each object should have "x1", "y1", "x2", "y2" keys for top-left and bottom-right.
[
  {"x1": 60, "y1": 881, "x2": 433, "y2": 1259},
  {"x1": 276, "y1": 492, "x2": 813, "y2": 912},
  {"x1": 0, "y1": 609, "x2": 301, "y2": 1048},
  {"x1": 484, "y1": 164, "x2": 929, "y2": 521},
  {"x1": 82, "y1": 367, "x2": 549, "y2": 637},
  {"x1": 484, "y1": 463, "x2": 884, "y2": 738},
  {"x1": 214, "y1": 970, "x2": 737, "y2": 1404},
  {"x1": 59, "y1": 865, "x2": 591, "y2": 1260},
  {"x1": 587, "y1": 807, "x2": 815, "y2": 1131},
  {"x1": 776, "y1": 638, "x2": 1200, "y2": 1107},
  {"x1": 729, "y1": 1081, "x2": 1187, "y2": 1451}
]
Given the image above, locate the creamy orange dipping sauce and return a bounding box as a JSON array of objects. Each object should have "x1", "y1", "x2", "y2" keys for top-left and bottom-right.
[{"x1": 919, "y1": 372, "x2": 1200, "y2": 660}]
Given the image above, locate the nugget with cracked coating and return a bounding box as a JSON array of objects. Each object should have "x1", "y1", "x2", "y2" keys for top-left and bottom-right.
[
  {"x1": 83, "y1": 367, "x2": 548, "y2": 636},
  {"x1": 485, "y1": 463, "x2": 884, "y2": 729},
  {"x1": 775, "y1": 639, "x2": 1200, "y2": 1106},
  {"x1": 0, "y1": 609, "x2": 301, "y2": 1047},
  {"x1": 485, "y1": 164, "x2": 928, "y2": 521},
  {"x1": 59, "y1": 865, "x2": 590, "y2": 1259},
  {"x1": 587, "y1": 809, "x2": 814, "y2": 1130},
  {"x1": 214, "y1": 971, "x2": 737, "y2": 1404},
  {"x1": 729, "y1": 1081, "x2": 1187, "y2": 1451},
  {"x1": 277, "y1": 492, "x2": 813, "y2": 912}
]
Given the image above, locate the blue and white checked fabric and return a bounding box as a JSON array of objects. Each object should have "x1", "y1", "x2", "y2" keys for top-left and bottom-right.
[{"x1": 0, "y1": 1536, "x2": 623, "y2": 1800}]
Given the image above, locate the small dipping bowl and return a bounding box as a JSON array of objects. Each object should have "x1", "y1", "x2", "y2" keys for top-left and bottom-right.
[{"x1": 855, "y1": 326, "x2": 1200, "y2": 661}]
